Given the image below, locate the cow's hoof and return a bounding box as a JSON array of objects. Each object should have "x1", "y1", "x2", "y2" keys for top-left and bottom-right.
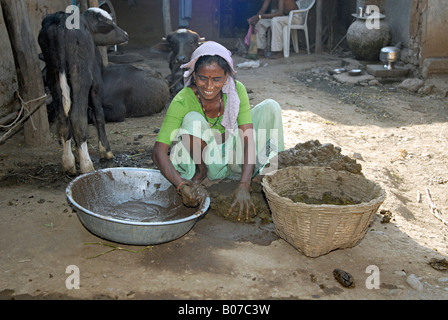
[
  {"x1": 63, "y1": 165, "x2": 77, "y2": 176},
  {"x1": 102, "y1": 151, "x2": 114, "y2": 160},
  {"x1": 80, "y1": 160, "x2": 95, "y2": 174},
  {"x1": 99, "y1": 142, "x2": 114, "y2": 160}
]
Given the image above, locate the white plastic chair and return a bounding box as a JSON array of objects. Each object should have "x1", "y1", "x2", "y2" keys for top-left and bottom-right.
[{"x1": 283, "y1": 0, "x2": 316, "y2": 57}]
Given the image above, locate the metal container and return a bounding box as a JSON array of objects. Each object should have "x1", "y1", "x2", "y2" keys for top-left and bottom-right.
[
  {"x1": 66, "y1": 168, "x2": 210, "y2": 245},
  {"x1": 348, "y1": 69, "x2": 363, "y2": 76},
  {"x1": 380, "y1": 46, "x2": 401, "y2": 70},
  {"x1": 331, "y1": 68, "x2": 347, "y2": 75},
  {"x1": 358, "y1": 6, "x2": 364, "y2": 18}
]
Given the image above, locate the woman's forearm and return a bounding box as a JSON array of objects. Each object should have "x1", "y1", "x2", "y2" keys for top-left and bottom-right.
[
  {"x1": 152, "y1": 142, "x2": 185, "y2": 188},
  {"x1": 239, "y1": 124, "x2": 256, "y2": 187}
]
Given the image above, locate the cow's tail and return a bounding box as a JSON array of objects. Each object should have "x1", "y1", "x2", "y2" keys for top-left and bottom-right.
[
  {"x1": 59, "y1": 70, "x2": 71, "y2": 117},
  {"x1": 45, "y1": 14, "x2": 72, "y2": 118}
]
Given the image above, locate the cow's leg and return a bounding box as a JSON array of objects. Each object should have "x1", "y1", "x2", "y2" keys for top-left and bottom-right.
[
  {"x1": 57, "y1": 121, "x2": 76, "y2": 175},
  {"x1": 61, "y1": 138, "x2": 76, "y2": 174},
  {"x1": 70, "y1": 93, "x2": 95, "y2": 173},
  {"x1": 52, "y1": 74, "x2": 77, "y2": 175},
  {"x1": 90, "y1": 77, "x2": 113, "y2": 160}
]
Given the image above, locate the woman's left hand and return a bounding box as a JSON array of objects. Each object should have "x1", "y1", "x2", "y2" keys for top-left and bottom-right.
[{"x1": 226, "y1": 184, "x2": 257, "y2": 221}]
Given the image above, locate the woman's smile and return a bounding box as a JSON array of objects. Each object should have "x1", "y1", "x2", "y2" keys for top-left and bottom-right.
[{"x1": 194, "y1": 62, "x2": 228, "y2": 101}]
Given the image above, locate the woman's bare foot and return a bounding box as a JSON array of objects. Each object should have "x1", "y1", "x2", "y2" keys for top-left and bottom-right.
[{"x1": 191, "y1": 163, "x2": 207, "y2": 184}]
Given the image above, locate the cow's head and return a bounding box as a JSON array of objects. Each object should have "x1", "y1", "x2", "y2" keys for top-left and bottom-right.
[
  {"x1": 151, "y1": 29, "x2": 204, "y2": 95},
  {"x1": 165, "y1": 29, "x2": 203, "y2": 70},
  {"x1": 83, "y1": 8, "x2": 128, "y2": 46}
]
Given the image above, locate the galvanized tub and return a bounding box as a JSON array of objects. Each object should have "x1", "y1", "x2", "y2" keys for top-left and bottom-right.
[{"x1": 66, "y1": 168, "x2": 210, "y2": 245}]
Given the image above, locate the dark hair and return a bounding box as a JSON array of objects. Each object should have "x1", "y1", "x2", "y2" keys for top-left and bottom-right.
[{"x1": 194, "y1": 55, "x2": 232, "y2": 76}]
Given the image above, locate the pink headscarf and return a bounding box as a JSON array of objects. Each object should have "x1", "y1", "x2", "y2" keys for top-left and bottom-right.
[{"x1": 180, "y1": 41, "x2": 240, "y2": 131}]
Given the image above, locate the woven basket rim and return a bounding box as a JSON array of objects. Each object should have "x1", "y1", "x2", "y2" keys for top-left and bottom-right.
[{"x1": 261, "y1": 166, "x2": 386, "y2": 210}]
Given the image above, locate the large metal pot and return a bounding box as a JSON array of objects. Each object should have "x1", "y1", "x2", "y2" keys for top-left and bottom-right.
[{"x1": 380, "y1": 46, "x2": 401, "y2": 70}]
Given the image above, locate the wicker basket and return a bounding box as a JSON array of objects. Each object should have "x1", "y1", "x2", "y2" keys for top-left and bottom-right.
[{"x1": 262, "y1": 166, "x2": 385, "y2": 257}]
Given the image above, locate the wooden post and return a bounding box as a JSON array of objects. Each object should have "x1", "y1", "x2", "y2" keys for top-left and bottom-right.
[
  {"x1": 163, "y1": 0, "x2": 172, "y2": 36},
  {"x1": 80, "y1": 0, "x2": 89, "y2": 13},
  {"x1": 0, "y1": 0, "x2": 51, "y2": 146},
  {"x1": 315, "y1": 0, "x2": 323, "y2": 54}
]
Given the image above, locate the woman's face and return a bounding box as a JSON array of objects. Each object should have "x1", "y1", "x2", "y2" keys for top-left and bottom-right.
[{"x1": 193, "y1": 62, "x2": 228, "y2": 101}]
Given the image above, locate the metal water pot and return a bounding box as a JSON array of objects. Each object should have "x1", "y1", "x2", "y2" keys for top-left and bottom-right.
[{"x1": 380, "y1": 46, "x2": 401, "y2": 70}]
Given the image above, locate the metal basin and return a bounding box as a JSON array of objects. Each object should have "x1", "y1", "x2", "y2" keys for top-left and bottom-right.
[{"x1": 66, "y1": 168, "x2": 210, "y2": 245}]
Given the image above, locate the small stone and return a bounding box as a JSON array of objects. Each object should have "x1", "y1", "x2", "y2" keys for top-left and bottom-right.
[
  {"x1": 394, "y1": 270, "x2": 407, "y2": 277},
  {"x1": 351, "y1": 152, "x2": 363, "y2": 160},
  {"x1": 438, "y1": 277, "x2": 448, "y2": 283},
  {"x1": 406, "y1": 274, "x2": 423, "y2": 291},
  {"x1": 398, "y1": 78, "x2": 424, "y2": 92},
  {"x1": 418, "y1": 84, "x2": 434, "y2": 95}
]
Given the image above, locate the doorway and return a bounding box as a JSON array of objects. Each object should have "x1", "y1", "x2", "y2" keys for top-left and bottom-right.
[{"x1": 219, "y1": 0, "x2": 264, "y2": 38}]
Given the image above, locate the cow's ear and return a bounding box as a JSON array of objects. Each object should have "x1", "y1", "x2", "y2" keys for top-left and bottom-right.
[
  {"x1": 96, "y1": 20, "x2": 115, "y2": 33},
  {"x1": 150, "y1": 42, "x2": 172, "y2": 53}
]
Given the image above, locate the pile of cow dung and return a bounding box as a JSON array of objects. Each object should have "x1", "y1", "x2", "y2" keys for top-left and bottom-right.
[
  {"x1": 209, "y1": 140, "x2": 363, "y2": 223},
  {"x1": 267, "y1": 140, "x2": 362, "y2": 175},
  {"x1": 207, "y1": 181, "x2": 271, "y2": 223}
]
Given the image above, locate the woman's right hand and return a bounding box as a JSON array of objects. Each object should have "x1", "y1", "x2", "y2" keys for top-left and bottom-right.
[{"x1": 178, "y1": 181, "x2": 209, "y2": 208}]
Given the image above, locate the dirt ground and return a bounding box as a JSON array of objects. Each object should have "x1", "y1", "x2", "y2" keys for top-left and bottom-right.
[{"x1": 1, "y1": 46, "x2": 448, "y2": 301}]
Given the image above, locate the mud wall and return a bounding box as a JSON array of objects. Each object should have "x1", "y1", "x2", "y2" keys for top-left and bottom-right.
[
  {"x1": 110, "y1": 0, "x2": 219, "y2": 47},
  {"x1": 385, "y1": 0, "x2": 411, "y2": 46},
  {"x1": 384, "y1": 0, "x2": 418, "y2": 72},
  {"x1": 419, "y1": 0, "x2": 448, "y2": 76}
]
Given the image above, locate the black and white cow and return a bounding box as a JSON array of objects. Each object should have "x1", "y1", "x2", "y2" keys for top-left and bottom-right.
[
  {"x1": 101, "y1": 63, "x2": 169, "y2": 122},
  {"x1": 38, "y1": 8, "x2": 128, "y2": 174},
  {"x1": 151, "y1": 29, "x2": 203, "y2": 95}
]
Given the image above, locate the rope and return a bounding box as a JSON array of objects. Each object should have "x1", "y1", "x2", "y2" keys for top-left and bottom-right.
[{"x1": 0, "y1": 92, "x2": 47, "y2": 133}]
